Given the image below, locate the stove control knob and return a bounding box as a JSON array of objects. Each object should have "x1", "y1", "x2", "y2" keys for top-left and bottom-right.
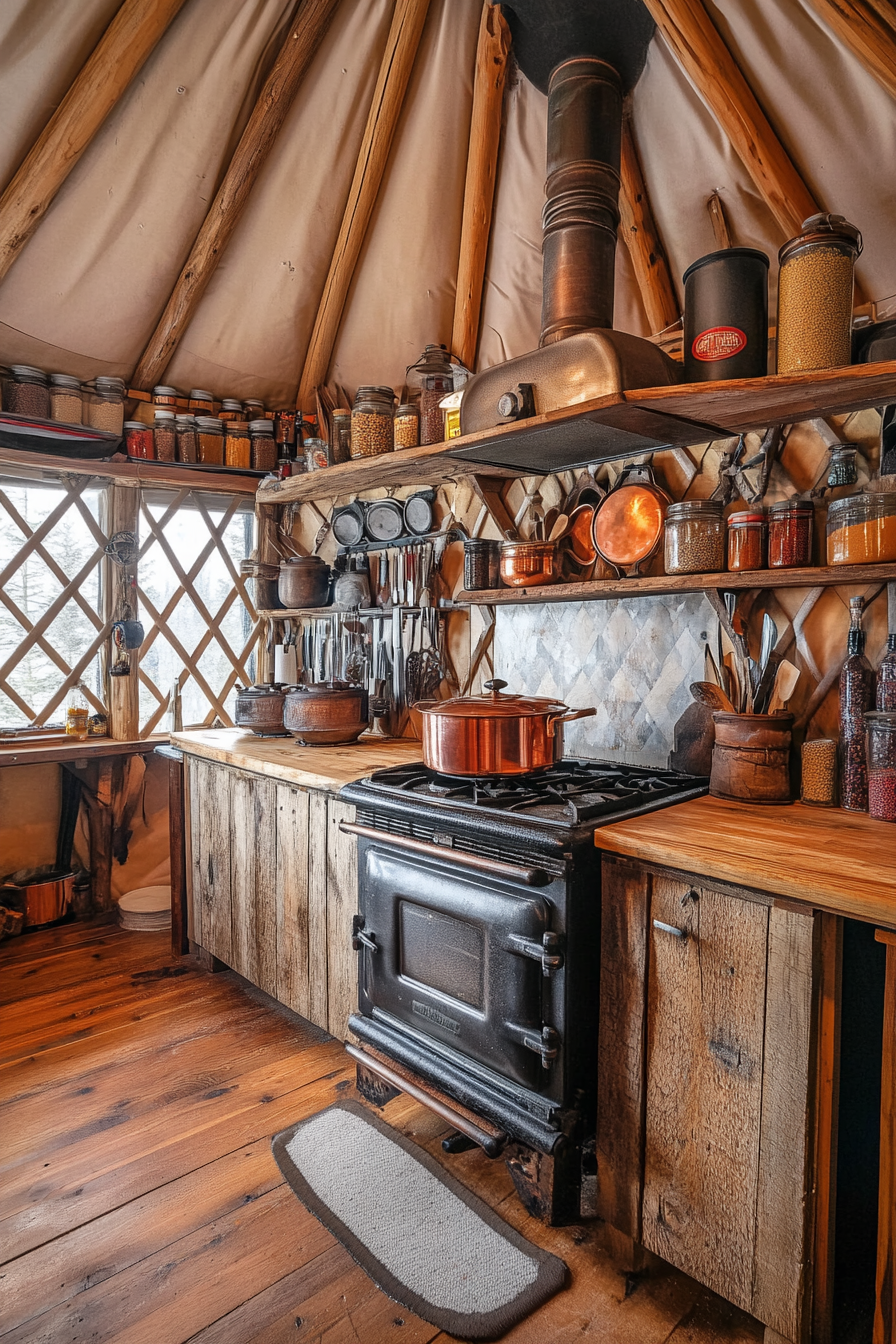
[{"x1": 495, "y1": 382, "x2": 535, "y2": 423}]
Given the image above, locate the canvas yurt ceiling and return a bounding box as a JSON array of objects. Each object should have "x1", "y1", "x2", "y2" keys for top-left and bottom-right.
[{"x1": 1, "y1": 0, "x2": 895, "y2": 410}]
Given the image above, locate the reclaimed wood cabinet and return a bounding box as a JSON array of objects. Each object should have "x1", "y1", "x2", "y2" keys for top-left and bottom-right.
[
  {"x1": 185, "y1": 755, "x2": 358, "y2": 1040},
  {"x1": 597, "y1": 854, "x2": 838, "y2": 1344}
]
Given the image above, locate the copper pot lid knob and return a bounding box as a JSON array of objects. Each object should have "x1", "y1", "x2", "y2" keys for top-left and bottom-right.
[{"x1": 483, "y1": 679, "x2": 507, "y2": 698}]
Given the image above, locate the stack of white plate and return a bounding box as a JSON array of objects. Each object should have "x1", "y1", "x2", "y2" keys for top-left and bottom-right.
[{"x1": 118, "y1": 885, "x2": 171, "y2": 931}]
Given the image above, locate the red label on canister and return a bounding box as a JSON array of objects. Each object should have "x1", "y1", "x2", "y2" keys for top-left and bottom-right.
[{"x1": 691, "y1": 327, "x2": 748, "y2": 361}]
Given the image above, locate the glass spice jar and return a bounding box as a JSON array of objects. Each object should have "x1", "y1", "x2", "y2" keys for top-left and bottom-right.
[
  {"x1": 826, "y1": 443, "x2": 859, "y2": 488},
  {"x1": 663, "y1": 499, "x2": 726, "y2": 575},
  {"x1": 878, "y1": 634, "x2": 896, "y2": 711},
  {"x1": 175, "y1": 414, "x2": 198, "y2": 463},
  {"x1": 768, "y1": 498, "x2": 814, "y2": 568},
  {"x1": 394, "y1": 403, "x2": 419, "y2": 450},
  {"x1": 224, "y1": 421, "x2": 250, "y2": 469},
  {"x1": 152, "y1": 385, "x2": 180, "y2": 409},
  {"x1": 219, "y1": 398, "x2": 244, "y2": 422},
  {"x1": 840, "y1": 596, "x2": 874, "y2": 811},
  {"x1": 776, "y1": 213, "x2": 862, "y2": 374},
  {"x1": 124, "y1": 420, "x2": 155, "y2": 460},
  {"x1": 331, "y1": 408, "x2": 352, "y2": 463},
  {"x1": 195, "y1": 415, "x2": 224, "y2": 465},
  {"x1": 188, "y1": 388, "x2": 214, "y2": 416},
  {"x1": 243, "y1": 398, "x2": 265, "y2": 421},
  {"x1": 351, "y1": 386, "x2": 394, "y2": 458},
  {"x1": 274, "y1": 409, "x2": 297, "y2": 455},
  {"x1": 801, "y1": 738, "x2": 838, "y2": 807},
  {"x1": 49, "y1": 373, "x2": 83, "y2": 424},
  {"x1": 153, "y1": 410, "x2": 177, "y2": 462},
  {"x1": 866, "y1": 712, "x2": 896, "y2": 822},
  {"x1": 249, "y1": 418, "x2": 277, "y2": 471},
  {"x1": 727, "y1": 509, "x2": 767, "y2": 571},
  {"x1": 826, "y1": 492, "x2": 896, "y2": 565},
  {"x1": 464, "y1": 539, "x2": 501, "y2": 591},
  {"x1": 87, "y1": 376, "x2": 126, "y2": 434},
  {"x1": 8, "y1": 365, "x2": 50, "y2": 418},
  {"x1": 304, "y1": 437, "x2": 330, "y2": 472}
]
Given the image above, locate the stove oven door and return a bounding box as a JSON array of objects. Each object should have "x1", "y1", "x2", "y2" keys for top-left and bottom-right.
[{"x1": 356, "y1": 838, "x2": 562, "y2": 1092}]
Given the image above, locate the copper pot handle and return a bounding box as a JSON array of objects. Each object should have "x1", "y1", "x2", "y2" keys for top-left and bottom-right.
[{"x1": 547, "y1": 707, "x2": 596, "y2": 738}]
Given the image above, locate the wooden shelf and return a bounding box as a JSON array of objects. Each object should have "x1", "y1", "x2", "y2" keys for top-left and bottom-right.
[
  {"x1": 257, "y1": 604, "x2": 465, "y2": 620},
  {"x1": 255, "y1": 360, "x2": 896, "y2": 505},
  {"x1": 0, "y1": 735, "x2": 166, "y2": 767},
  {"x1": 459, "y1": 561, "x2": 896, "y2": 606},
  {"x1": 0, "y1": 445, "x2": 259, "y2": 495}
]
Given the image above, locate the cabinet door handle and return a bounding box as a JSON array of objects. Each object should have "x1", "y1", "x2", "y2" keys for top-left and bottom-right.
[{"x1": 653, "y1": 919, "x2": 687, "y2": 940}]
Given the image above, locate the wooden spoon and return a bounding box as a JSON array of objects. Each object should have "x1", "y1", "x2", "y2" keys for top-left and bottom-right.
[
  {"x1": 548, "y1": 513, "x2": 569, "y2": 543},
  {"x1": 768, "y1": 660, "x2": 800, "y2": 713},
  {"x1": 690, "y1": 681, "x2": 736, "y2": 713}
]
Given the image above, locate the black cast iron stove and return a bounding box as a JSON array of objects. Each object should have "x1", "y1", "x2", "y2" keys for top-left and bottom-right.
[{"x1": 340, "y1": 758, "x2": 707, "y2": 1223}]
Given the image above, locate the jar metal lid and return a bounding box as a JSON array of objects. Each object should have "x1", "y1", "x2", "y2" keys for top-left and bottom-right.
[
  {"x1": 865, "y1": 711, "x2": 896, "y2": 727},
  {"x1": 175, "y1": 415, "x2": 197, "y2": 427},
  {"x1": 49, "y1": 373, "x2": 81, "y2": 389},
  {"x1": 10, "y1": 364, "x2": 48, "y2": 380},
  {"x1": 779, "y1": 212, "x2": 863, "y2": 265},
  {"x1": 189, "y1": 389, "x2": 213, "y2": 400},
  {"x1": 152, "y1": 385, "x2": 178, "y2": 396},
  {"x1": 221, "y1": 398, "x2": 243, "y2": 410},
  {"x1": 666, "y1": 499, "x2": 724, "y2": 518},
  {"x1": 153, "y1": 409, "x2": 176, "y2": 421},
  {"x1": 124, "y1": 420, "x2": 149, "y2": 430},
  {"x1": 195, "y1": 416, "x2": 223, "y2": 430},
  {"x1": 355, "y1": 386, "x2": 395, "y2": 401},
  {"x1": 225, "y1": 421, "x2": 249, "y2": 434},
  {"x1": 249, "y1": 419, "x2": 273, "y2": 433},
  {"x1": 95, "y1": 375, "x2": 126, "y2": 390},
  {"x1": 728, "y1": 510, "x2": 767, "y2": 524},
  {"x1": 827, "y1": 491, "x2": 896, "y2": 520},
  {"x1": 396, "y1": 403, "x2": 418, "y2": 415},
  {"x1": 767, "y1": 497, "x2": 814, "y2": 514},
  {"x1": 682, "y1": 247, "x2": 770, "y2": 285},
  {"x1": 243, "y1": 399, "x2": 265, "y2": 410},
  {"x1": 333, "y1": 408, "x2": 351, "y2": 417}
]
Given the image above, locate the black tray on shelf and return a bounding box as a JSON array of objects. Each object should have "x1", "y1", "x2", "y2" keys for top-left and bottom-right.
[
  {"x1": 125, "y1": 455, "x2": 270, "y2": 478},
  {"x1": 0, "y1": 411, "x2": 121, "y2": 458}
]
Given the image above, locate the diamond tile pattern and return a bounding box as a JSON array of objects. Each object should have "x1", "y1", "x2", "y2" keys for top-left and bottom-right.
[{"x1": 493, "y1": 594, "x2": 714, "y2": 768}]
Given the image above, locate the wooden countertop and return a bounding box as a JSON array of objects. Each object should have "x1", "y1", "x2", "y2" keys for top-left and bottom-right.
[
  {"x1": 596, "y1": 795, "x2": 896, "y2": 927},
  {"x1": 170, "y1": 728, "x2": 423, "y2": 792},
  {"x1": 0, "y1": 735, "x2": 165, "y2": 767}
]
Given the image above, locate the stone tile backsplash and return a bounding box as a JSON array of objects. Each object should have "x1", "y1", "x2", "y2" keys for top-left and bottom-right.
[{"x1": 493, "y1": 594, "x2": 715, "y2": 768}]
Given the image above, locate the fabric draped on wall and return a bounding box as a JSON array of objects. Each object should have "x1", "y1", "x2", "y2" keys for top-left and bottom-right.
[{"x1": 0, "y1": 0, "x2": 894, "y2": 403}]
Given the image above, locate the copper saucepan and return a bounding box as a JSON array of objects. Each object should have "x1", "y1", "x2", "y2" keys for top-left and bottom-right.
[{"x1": 413, "y1": 679, "x2": 595, "y2": 777}]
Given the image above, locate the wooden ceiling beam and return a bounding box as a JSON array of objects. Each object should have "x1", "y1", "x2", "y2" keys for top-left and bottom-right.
[
  {"x1": 297, "y1": 0, "x2": 431, "y2": 409},
  {"x1": 0, "y1": 0, "x2": 190, "y2": 285},
  {"x1": 640, "y1": 0, "x2": 819, "y2": 239},
  {"x1": 131, "y1": 0, "x2": 340, "y2": 391},
  {"x1": 451, "y1": 3, "x2": 511, "y2": 372},
  {"x1": 619, "y1": 113, "x2": 680, "y2": 335},
  {"x1": 806, "y1": 0, "x2": 896, "y2": 101}
]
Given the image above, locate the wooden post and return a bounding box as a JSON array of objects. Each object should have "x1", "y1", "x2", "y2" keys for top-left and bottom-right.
[
  {"x1": 618, "y1": 114, "x2": 680, "y2": 335},
  {"x1": 468, "y1": 473, "x2": 517, "y2": 540},
  {"x1": 874, "y1": 927, "x2": 896, "y2": 1344},
  {"x1": 86, "y1": 758, "x2": 115, "y2": 913},
  {"x1": 132, "y1": 0, "x2": 340, "y2": 391},
  {"x1": 103, "y1": 482, "x2": 140, "y2": 741},
  {"x1": 450, "y1": 3, "x2": 511, "y2": 372},
  {"x1": 813, "y1": 912, "x2": 843, "y2": 1344},
  {"x1": 707, "y1": 190, "x2": 733, "y2": 248},
  {"x1": 806, "y1": 0, "x2": 896, "y2": 102},
  {"x1": 297, "y1": 0, "x2": 432, "y2": 408},
  {"x1": 640, "y1": 0, "x2": 818, "y2": 238},
  {"x1": 0, "y1": 0, "x2": 189, "y2": 283}
]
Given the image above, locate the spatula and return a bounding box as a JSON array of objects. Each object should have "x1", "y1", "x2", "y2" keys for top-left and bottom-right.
[
  {"x1": 768, "y1": 660, "x2": 800, "y2": 713},
  {"x1": 690, "y1": 681, "x2": 736, "y2": 713}
]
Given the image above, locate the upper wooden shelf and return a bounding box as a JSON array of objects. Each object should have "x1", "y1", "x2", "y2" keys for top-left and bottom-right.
[
  {"x1": 459, "y1": 562, "x2": 896, "y2": 606},
  {"x1": 255, "y1": 360, "x2": 896, "y2": 505},
  {"x1": 0, "y1": 445, "x2": 259, "y2": 495}
]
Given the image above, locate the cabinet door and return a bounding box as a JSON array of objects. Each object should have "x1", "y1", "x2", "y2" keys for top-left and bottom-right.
[
  {"x1": 188, "y1": 757, "x2": 233, "y2": 964},
  {"x1": 275, "y1": 782, "x2": 312, "y2": 1020},
  {"x1": 325, "y1": 797, "x2": 358, "y2": 1042},
  {"x1": 641, "y1": 874, "x2": 769, "y2": 1311},
  {"x1": 229, "y1": 771, "x2": 278, "y2": 997}
]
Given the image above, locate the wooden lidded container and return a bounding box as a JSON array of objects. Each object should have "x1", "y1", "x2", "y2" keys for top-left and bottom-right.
[{"x1": 710, "y1": 712, "x2": 794, "y2": 804}]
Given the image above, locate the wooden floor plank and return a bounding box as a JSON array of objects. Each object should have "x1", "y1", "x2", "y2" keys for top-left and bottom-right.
[{"x1": 0, "y1": 935, "x2": 177, "y2": 1006}]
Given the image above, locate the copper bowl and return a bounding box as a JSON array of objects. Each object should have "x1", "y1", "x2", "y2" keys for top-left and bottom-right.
[
  {"x1": 234, "y1": 684, "x2": 290, "y2": 737},
  {"x1": 499, "y1": 540, "x2": 557, "y2": 588},
  {"x1": 283, "y1": 683, "x2": 369, "y2": 746}
]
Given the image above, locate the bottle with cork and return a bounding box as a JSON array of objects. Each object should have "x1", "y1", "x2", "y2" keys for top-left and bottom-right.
[{"x1": 839, "y1": 595, "x2": 874, "y2": 810}]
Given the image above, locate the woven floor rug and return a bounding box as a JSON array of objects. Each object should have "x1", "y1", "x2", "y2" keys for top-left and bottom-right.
[{"x1": 272, "y1": 1100, "x2": 568, "y2": 1340}]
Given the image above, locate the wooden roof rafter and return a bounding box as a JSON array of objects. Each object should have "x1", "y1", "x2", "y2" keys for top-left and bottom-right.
[{"x1": 806, "y1": 0, "x2": 896, "y2": 102}]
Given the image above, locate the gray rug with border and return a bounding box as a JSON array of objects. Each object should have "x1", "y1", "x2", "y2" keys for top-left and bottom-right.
[{"x1": 272, "y1": 1099, "x2": 568, "y2": 1340}]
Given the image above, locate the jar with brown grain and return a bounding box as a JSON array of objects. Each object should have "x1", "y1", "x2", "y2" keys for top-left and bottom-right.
[
  {"x1": 243, "y1": 398, "x2": 265, "y2": 421},
  {"x1": 351, "y1": 386, "x2": 394, "y2": 458},
  {"x1": 175, "y1": 414, "x2": 198, "y2": 463},
  {"x1": 394, "y1": 403, "x2": 420, "y2": 450},
  {"x1": 801, "y1": 739, "x2": 838, "y2": 807},
  {"x1": 249, "y1": 418, "x2": 277, "y2": 471},
  {"x1": 125, "y1": 420, "x2": 154, "y2": 460},
  {"x1": 840, "y1": 596, "x2": 874, "y2": 811},
  {"x1": 225, "y1": 421, "x2": 250, "y2": 469},
  {"x1": 407, "y1": 345, "x2": 454, "y2": 446},
  {"x1": 663, "y1": 499, "x2": 726, "y2": 575},
  {"x1": 727, "y1": 509, "x2": 767, "y2": 571},
  {"x1": 867, "y1": 712, "x2": 896, "y2": 822},
  {"x1": 87, "y1": 376, "x2": 125, "y2": 435},
  {"x1": 768, "y1": 498, "x2": 814, "y2": 568},
  {"x1": 331, "y1": 409, "x2": 352, "y2": 463},
  {"x1": 153, "y1": 410, "x2": 177, "y2": 462},
  {"x1": 9, "y1": 364, "x2": 50, "y2": 418},
  {"x1": 776, "y1": 214, "x2": 862, "y2": 373},
  {"x1": 49, "y1": 373, "x2": 83, "y2": 424},
  {"x1": 195, "y1": 415, "x2": 224, "y2": 465}
]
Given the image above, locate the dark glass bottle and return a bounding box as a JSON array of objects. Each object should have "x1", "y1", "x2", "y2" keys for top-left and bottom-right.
[
  {"x1": 877, "y1": 634, "x2": 896, "y2": 712},
  {"x1": 839, "y1": 596, "x2": 874, "y2": 811}
]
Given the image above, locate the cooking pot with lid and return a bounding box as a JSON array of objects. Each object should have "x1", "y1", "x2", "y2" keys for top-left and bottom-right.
[
  {"x1": 283, "y1": 683, "x2": 369, "y2": 746},
  {"x1": 413, "y1": 678, "x2": 595, "y2": 777}
]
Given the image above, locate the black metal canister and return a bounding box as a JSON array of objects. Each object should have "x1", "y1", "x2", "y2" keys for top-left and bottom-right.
[{"x1": 683, "y1": 247, "x2": 769, "y2": 382}]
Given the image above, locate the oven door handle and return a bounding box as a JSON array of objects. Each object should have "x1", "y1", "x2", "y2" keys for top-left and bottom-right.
[{"x1": 338, "y1": 821, "x2": 551, "y2": 887}]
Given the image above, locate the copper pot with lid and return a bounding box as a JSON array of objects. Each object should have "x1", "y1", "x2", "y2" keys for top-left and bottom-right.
[
  {"x1": 278, "y1": 555, "x2": 331, "y2": 609},
  {"x1": 283, "y1": 682, "x2": 369, "y2": 746},
  {"x1": 234, "y1": 684, "x2": 290, "y2": 737},
  {"x1": 413, "y1": 678, "x2": 595, "y2": 777}
]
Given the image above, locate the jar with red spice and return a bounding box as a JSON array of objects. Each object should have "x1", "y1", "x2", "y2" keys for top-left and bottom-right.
[
  {"x1": 153, "y1": 410, "x2": 177, "y2": 462},
  {"x1": 768, "y1": 498, "x2": 814, "y2": 568},
  {"x1": 726, "y1": 509, "x2": 767, "y2": 571},
  {"x1": 840, "y1": 595, "x2": 874, "y2": 811},
  {"x1": 878, "y1": 635, "x2": 896, "y2": 711},
  {"x1": 866, "y1": 712, "x2": 896, "y2": 822},
  {"x1": 124, "y1": 420, "x2": 155, "y2": 460}
]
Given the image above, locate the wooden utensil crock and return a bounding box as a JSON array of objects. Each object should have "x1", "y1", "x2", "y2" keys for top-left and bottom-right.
[{"x1": 710, "y1": 711, "x2": 794, "y2": 804}]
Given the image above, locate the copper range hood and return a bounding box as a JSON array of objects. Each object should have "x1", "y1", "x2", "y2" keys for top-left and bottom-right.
[{"x1": 451, "y1": 17, "x2": 722, "y2": 473}]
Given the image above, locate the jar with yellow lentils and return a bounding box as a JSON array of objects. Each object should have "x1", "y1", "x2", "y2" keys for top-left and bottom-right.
[{"x1": 776, "y1": 214, "x2": 862, "y2": 373}]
